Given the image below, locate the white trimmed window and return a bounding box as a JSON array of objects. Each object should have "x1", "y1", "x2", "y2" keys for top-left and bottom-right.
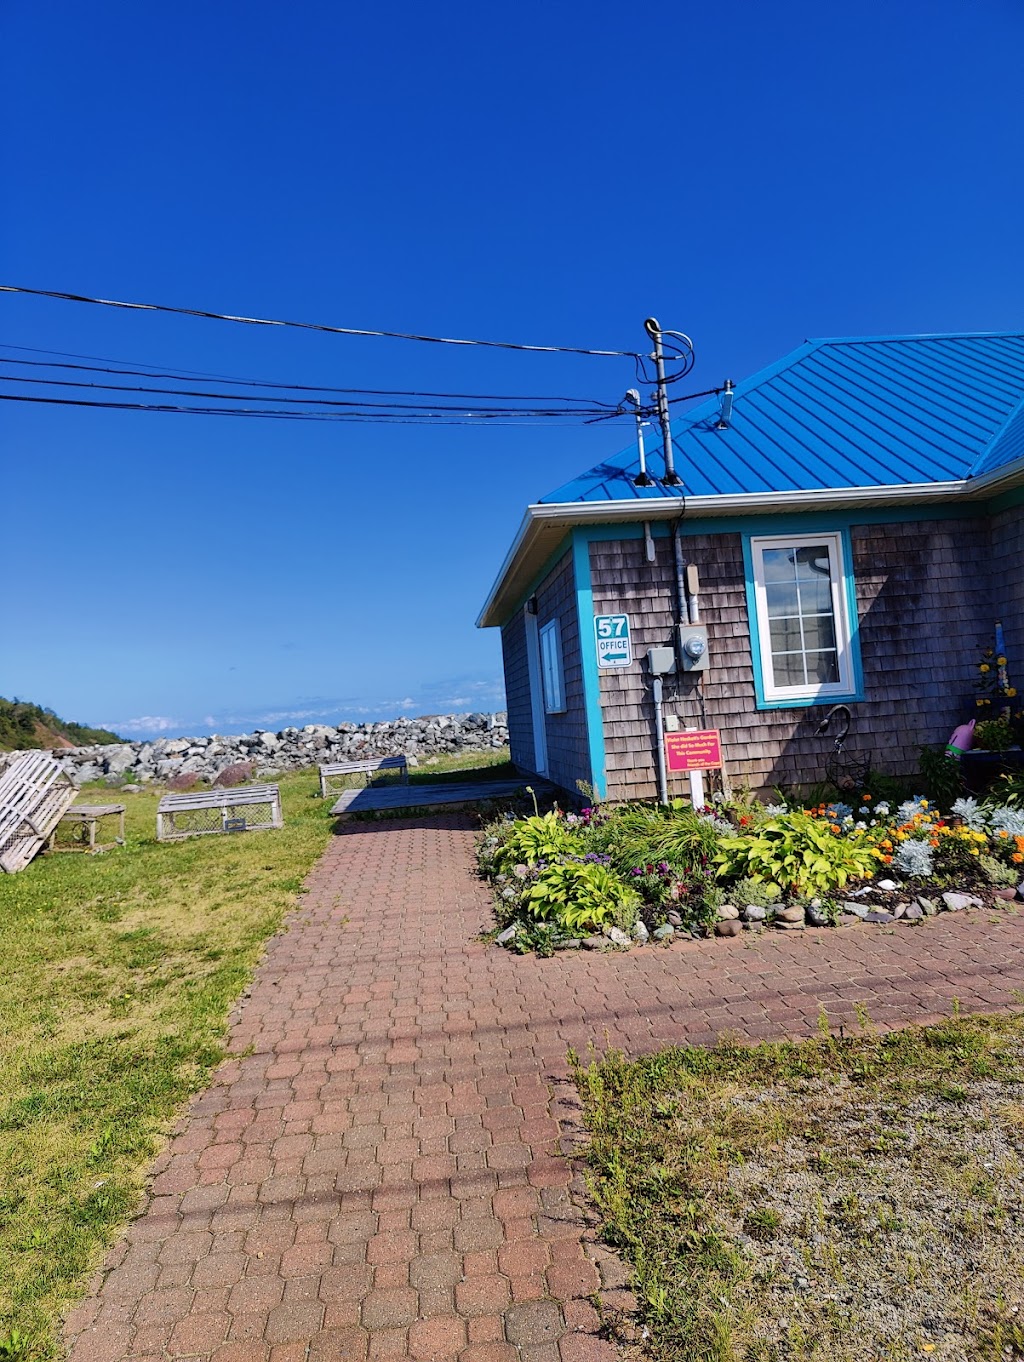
[
  {"x1": 750, "y1": 533, "x2": 855, "y2": 703},
  {"x1": 539, "y1": 619, "x2": 566, "y2": 713}
]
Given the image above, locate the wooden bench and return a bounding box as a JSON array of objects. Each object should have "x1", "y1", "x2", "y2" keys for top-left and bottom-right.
[
  {"x1": 0, "y1": 750, "x2": 78, "y2": 873},
  {"x1": 156, "y1": 784, "x2": 283, "y2": 841},
  {"x1": 318, "y1": 756, "x2": 408, "y2": 798},
  {"x1": 48, "y1": 803, "x2": 126, "y2": 854}
]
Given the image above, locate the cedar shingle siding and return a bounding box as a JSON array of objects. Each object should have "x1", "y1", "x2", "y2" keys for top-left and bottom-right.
[
  {"x1": 591, "y1": 516, "x2": 1005, "y2": 798},
  {"x1": 500, "y1": 552, "x2": 592, "y2": 792},
  {"x1": 991, "y1": 506, "x2": 1024, "y2": 668},
  {"x1": 500, "y1": 608, "x2": 535, "y2": 773},
  {"x1": 533, "y1": 553, "x2": 590, "y2": 795}
]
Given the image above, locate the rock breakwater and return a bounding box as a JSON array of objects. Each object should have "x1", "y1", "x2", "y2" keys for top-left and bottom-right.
[{"x1": 53, "y1": 712, "x2": 509, "y2": 786}]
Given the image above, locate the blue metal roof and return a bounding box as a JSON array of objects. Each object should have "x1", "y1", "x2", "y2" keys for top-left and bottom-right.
[{"x1": 540, "y1": 332, "x2": 1024, "y2": 503}]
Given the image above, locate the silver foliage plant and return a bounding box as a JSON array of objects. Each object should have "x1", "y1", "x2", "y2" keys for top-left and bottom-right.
[{"x1": 892, "y1": 838, "x2": 934, "y2": 879}]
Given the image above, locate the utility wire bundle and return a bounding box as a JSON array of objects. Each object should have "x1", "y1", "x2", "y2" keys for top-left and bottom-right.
[{"x1": 0, "y1": 284, "x2": 718, "y2": 426}]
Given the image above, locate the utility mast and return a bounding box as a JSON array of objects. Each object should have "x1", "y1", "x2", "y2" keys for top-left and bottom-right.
[{"x1": 644, "y1": 317, "x2": 682, "y2": 486}]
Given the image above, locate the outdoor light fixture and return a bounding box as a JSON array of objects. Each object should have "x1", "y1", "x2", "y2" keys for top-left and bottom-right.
[{"x1": 526, "y1": 596, "x2": 538, "y2": 615}]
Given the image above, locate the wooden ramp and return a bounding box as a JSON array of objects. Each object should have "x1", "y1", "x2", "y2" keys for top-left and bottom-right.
[
  {"x1": 0, "y1": 750, "x2": 78, "y2": 873},
  {"x1": 330, "y1": 777, "x2": 553, "y2": 819}
]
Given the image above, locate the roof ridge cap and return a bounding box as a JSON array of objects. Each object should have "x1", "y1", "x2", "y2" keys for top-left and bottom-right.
[{"x1": 809, "y1": 330, "x2": 1024, "y2": 346}]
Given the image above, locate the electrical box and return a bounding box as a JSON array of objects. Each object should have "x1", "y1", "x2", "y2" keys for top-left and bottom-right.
[
  {"x1": 664, "y1": 713, "x2": 680, "y2": 733},
  {"x1": 678, "y1": 623, "x2": 710, "y2": 672},
  {"x1": 646, "y1": 645, "x2": 676, "y2": 676}
]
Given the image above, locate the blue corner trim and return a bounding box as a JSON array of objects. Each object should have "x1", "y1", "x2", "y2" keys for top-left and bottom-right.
[
  {"x1": 742, "y1": 528, "x2": 864, "y2": 710},
  {"x1": 571, "y1": 529, "x2": 607, "y2": 800}
]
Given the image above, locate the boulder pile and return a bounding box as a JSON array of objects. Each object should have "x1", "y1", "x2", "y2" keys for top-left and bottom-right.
[{"x1": 53, "y1": 712, "x2": 509, "y2": 786}]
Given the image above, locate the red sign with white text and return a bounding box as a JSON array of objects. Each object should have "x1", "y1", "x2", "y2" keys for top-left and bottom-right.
[{"x1": 665, "y1": 729, "x2": 723, "y2": 772}]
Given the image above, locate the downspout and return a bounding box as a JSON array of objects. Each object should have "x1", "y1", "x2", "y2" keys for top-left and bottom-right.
[{"x1": 652, "y1": 675, "x2": 669, "y2": 805}]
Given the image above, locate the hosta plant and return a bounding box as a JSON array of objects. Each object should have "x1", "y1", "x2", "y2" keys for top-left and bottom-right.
[
  {"x1": 715, "y1": 812, "x2": 878, "y2": 895},
  {"x1": 525, "y1": 861, "x2": 640, "y2": 935},
  {"x1": 490, "y1": 810, "x2": 580, "y2": 873}
]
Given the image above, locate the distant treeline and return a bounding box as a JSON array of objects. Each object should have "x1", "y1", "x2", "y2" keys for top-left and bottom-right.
[{"x1": 0, "y1": 697, "x2": 121, "y2": 750}]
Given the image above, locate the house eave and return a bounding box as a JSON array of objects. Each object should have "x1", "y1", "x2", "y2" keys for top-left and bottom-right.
[{"x1": 476, "y1": 467, "x2": 1024, "y2": 629}]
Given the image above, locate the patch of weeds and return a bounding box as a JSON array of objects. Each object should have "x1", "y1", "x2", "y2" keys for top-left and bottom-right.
[{"x1": 571, "y1": 1011, "x2": 1024, "y2": 1362}]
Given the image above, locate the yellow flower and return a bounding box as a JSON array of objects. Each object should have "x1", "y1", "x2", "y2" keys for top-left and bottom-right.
[
  {"x1": 980, "y1": 663, "x2": 991, "y2": 673},
  {"x1": 998, "y1": 656, "x2": 1008, "y2": 665},
  {"x1": 1006, "y1": 688, "x2": 1018, "y2": 698}
]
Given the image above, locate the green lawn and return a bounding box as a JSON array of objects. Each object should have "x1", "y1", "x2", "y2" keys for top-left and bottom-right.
[
  {"x1": 0, "y1": 769, "x2": 334, "y2": 1357},
  {"x1": 573, "y1": 1012, "x2": 1024, "y2": 1362},
  {"x1": 409, "y1": 747, "x2": 514, "y2": 785}
]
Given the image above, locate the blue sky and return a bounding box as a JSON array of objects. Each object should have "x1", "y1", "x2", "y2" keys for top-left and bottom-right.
[{"x1": 2, "y1": 0, "x2": 1022, "y2": 738}]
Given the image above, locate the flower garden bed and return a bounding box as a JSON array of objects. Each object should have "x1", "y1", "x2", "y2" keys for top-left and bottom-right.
[{"x1": 476, "y1": 791, "x2": 1024, "y2": 955}]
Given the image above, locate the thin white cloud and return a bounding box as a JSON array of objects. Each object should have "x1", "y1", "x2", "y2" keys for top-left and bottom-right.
[{"x1": 104, "y1": 715, "x2": 180, "y2": 734}]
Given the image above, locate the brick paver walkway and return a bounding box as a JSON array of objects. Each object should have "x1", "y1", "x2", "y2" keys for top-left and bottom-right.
[{"x1": 66, "y1": 816, "x2": 1024, "y2": 1362}]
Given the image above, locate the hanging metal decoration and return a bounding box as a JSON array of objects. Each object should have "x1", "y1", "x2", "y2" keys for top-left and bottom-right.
[{"x1": 814, "y1": 704, "x2": 870, "y2": 793}]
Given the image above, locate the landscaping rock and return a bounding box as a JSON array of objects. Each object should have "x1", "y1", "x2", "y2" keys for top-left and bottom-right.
[
  {"x1": 916, "y1": 896, "x2": 939, "y2": 916},
  {"x1": 942, "y1": 891, "x2": 982, "y2": 912},
  {"x1": 838, "y1": 913, "x2": 862, "y2": 926},
  {"x1": 995, "y1": 886, "x2": 1017, "y2": 901},
  {"x1": 495, "y1": 925, "x2": 518, "y2": 945},
  {"x1": 1018, "y1": 880, "x2": 1024, "y2": 900},
  {"x1": 52, "y1": 711, "x2": 511, "y2": 785},
  {"x1": 842, "y1": 900, "x2": 870, "y2": 918},
  {"x1": 666, "y1": 911, "x2": 683, "y2": 927},
  {"x1": 865, "y1": 910, "x2": 895, "y2": 923},
  {"x1": 876, "y1": 879, "x2": 899, "y2": 892},
  {"x1": 903, "y1": 905, "x2": 924, "y2": 921},
  {"x1": 718, "y1": 904, "x2": 740, "y2": 921},
  {"x1": 742, "y1": 904, "x2": 767, "y2": 923},
  {"x1": 606, "y1": 926, "x2": 632, "y2": 948},
  {"x1": 653, "y1": 924, "x2": 675, "y2": 942},
  {"x1": 806, "y1": 904, "x2": 832, "y2": 927},
  {"x1": 554, "y1": 939, "x2": 582, "y2": 950},
  {"x1": 775, "y1": 919, "x2": 805, "y2": 930},
  {"x1": 891, "y1": 902, "x2": 908, "y2": 919},
  {"x1": 715, "y1": 920, "x2": 743, "y2": 937},
  {"x1": 582, "y1": 935, "x2": 606, "y2": 950},
  {"x1": 776, "y1": 905, "x2": 806, "y2": 924},
  {"x1": 632, "y1": 920, "x2": 650, "y2": 943}
]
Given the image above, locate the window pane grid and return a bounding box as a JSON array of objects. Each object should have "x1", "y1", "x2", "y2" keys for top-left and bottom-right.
[{"x1": 754, "y1": 536, "x2": 849, "y2": 698}]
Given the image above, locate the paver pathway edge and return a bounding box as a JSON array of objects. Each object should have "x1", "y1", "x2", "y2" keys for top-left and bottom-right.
[{"x1": 65, "y1": 814, "x2": 1024, "y2": 1362}]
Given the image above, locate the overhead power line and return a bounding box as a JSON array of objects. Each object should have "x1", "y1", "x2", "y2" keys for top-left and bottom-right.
[
  {"x1": 0, "y1": 352, "x2": 619, "y2": 407},
  {"x1": 0, "y1": 392, "x2": 616, "y2": 426},
  {"x1": 0, "y1": 372, "x2": 619, "y2": 417},
  {"x1": 0, "y1": 285, "x2": 642, "y2": 359}
]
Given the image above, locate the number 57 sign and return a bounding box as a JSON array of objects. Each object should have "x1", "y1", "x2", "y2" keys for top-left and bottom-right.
[{"x1": 594, "y1": 614, "x2": 632, "y2": 667}]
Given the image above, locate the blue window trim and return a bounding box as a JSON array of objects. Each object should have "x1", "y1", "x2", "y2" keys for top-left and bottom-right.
[
  {"x1": 571, "y1": 529, "x2": 607, "y2": 800},
  {"x1": 741, "y1": 527, "x2": 864, "y2": 710}
]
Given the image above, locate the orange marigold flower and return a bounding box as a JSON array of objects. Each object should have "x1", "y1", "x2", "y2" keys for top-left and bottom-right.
[
  {"x1": 999, "y1": 830, "x2": 1009, "y2": 839},
  {"x1": 929, "y1": 839, "x2": 939, "y2": 847},
  {"x1": 1013, "y1": 853, "x2": 1024, "y2": 864},
  {"x1": 883, "y1": 854, "x2": 893, "y2": 863},
  {"x1": 830, "y1": 823, "x2": 841, "y2": 833},
  {"x1": 862, "y1": 794, "x2": 872, "y2": 801}
]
